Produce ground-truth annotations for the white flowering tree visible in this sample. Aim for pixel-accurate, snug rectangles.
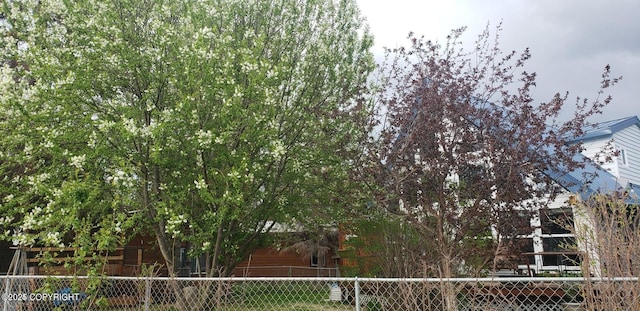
[0,0,373,277]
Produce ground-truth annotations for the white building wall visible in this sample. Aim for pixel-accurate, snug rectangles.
[522,122,640,276]
[612,125,640,185]
[579,124,640,186]
[580,137,620,178]
[513,119,639,276]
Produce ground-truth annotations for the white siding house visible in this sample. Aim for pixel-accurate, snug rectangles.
[515,116,640,276]
[575,116,640,187]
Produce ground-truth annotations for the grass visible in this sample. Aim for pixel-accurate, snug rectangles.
[109,303,352,311]
[105,282,355,311]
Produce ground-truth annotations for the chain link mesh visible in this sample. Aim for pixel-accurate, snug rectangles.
[1,276,638,310]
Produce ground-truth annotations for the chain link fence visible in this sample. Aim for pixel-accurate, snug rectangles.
[1,275,638,310]
[233,266,340,277]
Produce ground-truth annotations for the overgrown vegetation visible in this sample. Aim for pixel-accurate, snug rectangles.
[573,192,640,310]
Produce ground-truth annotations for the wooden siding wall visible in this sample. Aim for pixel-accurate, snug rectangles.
[14,235,167,276]
[233,247,338,277]
[5,235,341,277]
[613,125,640,185]
[125,234,168,276]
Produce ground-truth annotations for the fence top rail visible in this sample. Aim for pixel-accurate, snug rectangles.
[1,275,638,282]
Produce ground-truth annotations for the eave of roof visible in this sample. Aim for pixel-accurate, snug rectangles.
[544,153,622,201]
[570,116,640,142]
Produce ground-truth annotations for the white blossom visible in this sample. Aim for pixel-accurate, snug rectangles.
[240,61,257,73]
[0,216,14,226]
[88,131,98,148]
[196,129,213,148]
[43,231,62,247]
[4,194,14,203]
[106,169,135,188]
[0,66,14,101]
[270,140,286,159]
[42,139,54,149]
[43,0,67,16]
[194,179,207,190]
[165,214,188,238]
[190,109,199,125]
[122,118,139,135]
[23,143,33,156]
[27,173,51,187]
[51,188,63,198]
[12,231,35,247]
[70,154,86,169]
[97,119,116,131]
[227,170,240,179]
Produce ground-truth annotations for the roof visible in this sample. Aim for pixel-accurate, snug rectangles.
[570,116,640,142]
[544,153,622,200]
[549,115,640,203]
[470,100,632,200]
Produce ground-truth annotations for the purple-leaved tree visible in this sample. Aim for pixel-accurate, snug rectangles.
[361,25,620,281]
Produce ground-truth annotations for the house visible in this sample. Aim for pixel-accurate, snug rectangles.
[335,110,640,277]
[1,234,167,276]
[571,116,640,187]
[515,115,640,275]
[2,232,340,277]
[232,245,340,277]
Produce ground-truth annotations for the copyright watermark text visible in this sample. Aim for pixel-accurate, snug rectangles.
[2,292,82,302]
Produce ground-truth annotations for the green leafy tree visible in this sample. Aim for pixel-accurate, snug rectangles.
[0,0,373,277]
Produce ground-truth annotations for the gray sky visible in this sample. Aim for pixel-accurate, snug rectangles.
[357,0,639,122]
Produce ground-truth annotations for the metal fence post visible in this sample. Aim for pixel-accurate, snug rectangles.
[2,277,10,311]
[144,277,151,311]
[354,277,360,311]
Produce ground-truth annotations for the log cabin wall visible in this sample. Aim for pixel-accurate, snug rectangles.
[4,234,341,277]
[233,247,339,277]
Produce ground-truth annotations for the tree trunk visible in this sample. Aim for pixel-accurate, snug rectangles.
[440,255,458,311]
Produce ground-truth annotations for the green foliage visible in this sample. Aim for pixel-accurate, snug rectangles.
[0,0,373,276]
[340,212,433,277]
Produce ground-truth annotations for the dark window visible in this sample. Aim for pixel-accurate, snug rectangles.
[541,208,574,234]
[457,139,483,154]
[505,210,535,236]
[542,254,582,266]
[123,246,141,266]
[189,254,206,276]
[541,236,581,266]
[542,237,575,252]
[519,238,536,264]
[311,252,326,267]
